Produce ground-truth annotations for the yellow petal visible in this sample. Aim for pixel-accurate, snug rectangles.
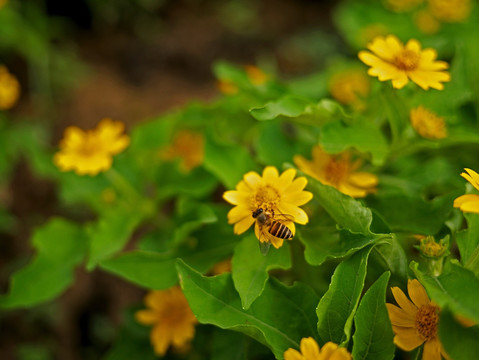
[408,279,431,308]
[284,348,305,360]
[270,236,284,249]
[391,286,418,316]
[386,303,416,327]
[227,205,251,223]
[392,326,424,351]
[223,190,242,205]
[348,172,378,188]
[319,341,339,358]
[277,168,297,190]
[405,38,422,53]
[391,72,409,89]
[423,337,441,360]
[299,337,321,358]
[233,216,255,234]
[151,324,172,356]
[282,191,314,206]
[285,177,308,193]
[462,168,479,191]
[453,194,479,208]
[243,171,262,189]
[135,309,158,325]
[263,166,279,184]
[278,203,309,224]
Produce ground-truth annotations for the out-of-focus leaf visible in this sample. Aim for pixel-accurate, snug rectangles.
[129,115,175,152]
[232,235,291,310]
[177,260,318,360]
[439,308,479,360]
[0,218,86,308]
[352,272,395,360]
[456,213,479,269]
[316,245,374,346]
[211,328,272,360]
[371,236,408,280]
[411,261,479,324]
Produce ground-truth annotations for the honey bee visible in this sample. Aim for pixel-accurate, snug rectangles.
[252,208,294,255]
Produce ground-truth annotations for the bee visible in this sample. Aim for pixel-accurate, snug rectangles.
[252,208,294,255]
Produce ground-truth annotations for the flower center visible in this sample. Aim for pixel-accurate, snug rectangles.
[394,49,420,71]
[79,133,102,157]
[325,158,350,186]
[254,185,280,213]
[415,305,439,340]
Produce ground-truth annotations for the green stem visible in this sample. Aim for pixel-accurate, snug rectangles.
[104,168,140,202]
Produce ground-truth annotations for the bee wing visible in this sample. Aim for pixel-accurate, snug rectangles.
[273,212,295,222]
[259,241,271,256]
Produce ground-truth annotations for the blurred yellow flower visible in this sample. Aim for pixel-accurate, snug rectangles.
[328,69,370,109]
[223,166,312,249]
[284,337,352,360]
[454,168,479,214]
[245,65,268,85]
[386,0,423,12]
[410,106,447,139]
[0,0,7,10]
[415,10,441,34]
[428,0,472,22]
[209,258,232,275]
[386,279,449,360]
[358,35,450,90]
[135,287,197,356]
[217,79,239,95]
[54,118,130,176]
[0,66,20,110]
[162,130,204,172]
[294,146,378,198]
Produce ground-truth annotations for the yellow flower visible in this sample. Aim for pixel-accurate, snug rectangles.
[386,279,449,360]
[217,79,239,95]
[428,0,472,22]
[54,118,130,176]
[415,10,441,34]
[410,106,447,139]
[386,0,423,12]
[223,166,313,249]
[0,66,20,110]
[209,258,232,275]
[454,168,479,214]
[162,130,204,172]
[294,146,378,198]
[284,337,352,360]
[358,35,450,90]
[245,65,268,86]
[135,287,197,356]
[329,69,370,110]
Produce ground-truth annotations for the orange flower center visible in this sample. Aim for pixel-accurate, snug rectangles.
[325,157,351,186]
[254,185,280,213]
[394,50,420,71]
[415,305,439,340]
[79,134,102,157]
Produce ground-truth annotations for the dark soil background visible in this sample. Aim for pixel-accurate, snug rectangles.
[0,0,337,358]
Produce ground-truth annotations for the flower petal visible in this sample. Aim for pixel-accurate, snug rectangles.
[391,286,418,316]
[284,348,305,360]
[392,326,424,351]
[223,190,242,205]
[243,171,262,189]
[135,309,158,325]
[277,168,297,190]
[348,172,378,188]
[151,323,172,356]
[278,203,309,224]
[454,194,479,213]
[282,191,313,206]
[386,303,416,327]
[227,205,251,224]
[462,168,479,191]
[263,166,279,184]
[408,279,431,308]
[299,337,321,358]
[233,216,255,234]
[285,177,308,193]
[423,337,441,360]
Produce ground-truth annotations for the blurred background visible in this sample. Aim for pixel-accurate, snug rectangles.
[0,0,338,359]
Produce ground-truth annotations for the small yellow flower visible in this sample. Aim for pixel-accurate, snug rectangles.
[284,337,352,360]
[54,118,130,176]
[162,130,204,172]
[135,287,197,356]
[0,66,20,110]
[386,0,423,12]
[217,79,239,95]
[294,146,378,198]
[410,106,447,139]
[328,69,370,110]
[428,0,472,22]
[418,236,447,258]
[223,166,312,249]
[454,168,479,214]
[386,279,449,360]
[358,35,450,90]
[245,65,268,86]
[415,10,441,34]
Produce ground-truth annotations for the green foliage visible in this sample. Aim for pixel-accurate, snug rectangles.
[439,308,479,360]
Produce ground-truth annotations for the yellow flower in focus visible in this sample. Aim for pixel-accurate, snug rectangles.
[0,66,20,110]
[415,10,441,34]
[135,287,197,356]
[245,65,268,86]
[329,69,370,110]
[410,106,447,139]
[454,168,479,214]
[162,130,204,172]
[386,279,449,360]
[217,79,239,95]
[358,35,450,90]
[223,166,312,249]
[284,337,352,360]
[294,146,378,198]
[428,0,472,22]
[386,0,423,12]
[54,118,130,176]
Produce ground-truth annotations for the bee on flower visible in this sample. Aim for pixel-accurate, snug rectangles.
[223,166,313,252]
[284,337,351,360]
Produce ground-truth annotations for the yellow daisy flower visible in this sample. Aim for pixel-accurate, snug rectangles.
[415,10,441,35]
[284,337,352,360]
[386,279,449,360]
[135,286,197,357]
[328,69,370,110]
[54,118,130,176]
[223,166,313,249]
[358,35,450,90]
[428,0,472,22]
[454,168,479,214]
[245,65,268,86]
[162,130,204,172]
[294,146,378,198]
[217,79,239,95]
[410,106,447,139]
[0,66,20,110]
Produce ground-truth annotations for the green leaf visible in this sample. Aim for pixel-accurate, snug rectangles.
[411,261,479,324]
[371,236,408,280]
[176,260,318,359]
[0,218,86,308]
[319,117,389,166]
[316,245,374,346]
[456,213,479,266]
[232,235,292,310]
[352,272,395,360]
[439,308,479,360]
[305,175,373,234]
[203,132,258,189]
[87,207,145,270]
